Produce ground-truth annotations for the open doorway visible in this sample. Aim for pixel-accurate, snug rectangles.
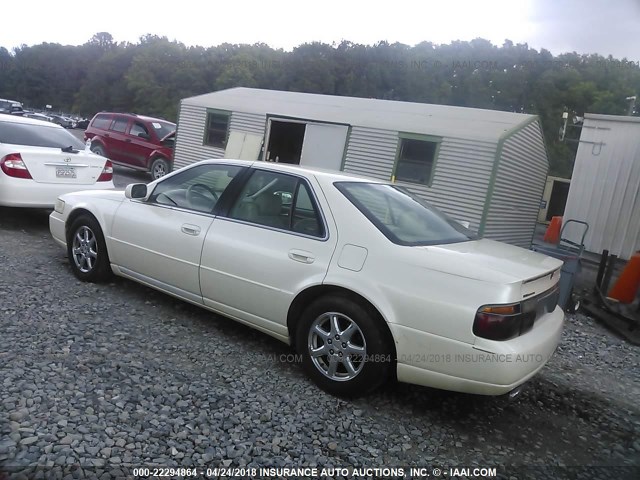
[265,120,306,164]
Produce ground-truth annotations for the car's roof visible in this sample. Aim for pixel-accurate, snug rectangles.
[136,115,175,125]
[93,112,175,125]
[198,158,386,184]
[0,114,64,128]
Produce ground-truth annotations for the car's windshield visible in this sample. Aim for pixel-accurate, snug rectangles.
[335,182,477,246]
[0,120,85,149]
[148,120,176,139]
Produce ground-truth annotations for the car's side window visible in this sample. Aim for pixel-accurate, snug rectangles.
[130,122,149,139]
[148,164,243,214]
[228,169,325,237]
[92,114,112,130]
[111,117,128,133]
[291,183,325,237]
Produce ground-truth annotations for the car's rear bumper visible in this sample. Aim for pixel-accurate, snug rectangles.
[391,307,564,395]
[0,178,115,208]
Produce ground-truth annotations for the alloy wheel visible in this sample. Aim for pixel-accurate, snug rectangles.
[72,226,98,273]
[308,312,367,381]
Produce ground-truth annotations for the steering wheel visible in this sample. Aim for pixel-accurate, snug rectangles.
[186,183,218,209]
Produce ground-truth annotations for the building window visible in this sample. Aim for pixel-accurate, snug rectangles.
[204,111,230,148]
[393,135,440,186]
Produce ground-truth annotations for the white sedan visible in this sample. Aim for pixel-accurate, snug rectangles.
[0,115,114,208]
[49,160,564,397]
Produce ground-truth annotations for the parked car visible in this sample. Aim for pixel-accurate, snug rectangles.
[23,112,53,122]
[75,118,89,129]
[0,98,24,116]
[49,160,564,397]
[0,115,114,208]
[84,112,176,180]
[49,114,74,129]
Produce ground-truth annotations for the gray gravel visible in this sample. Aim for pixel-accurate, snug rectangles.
[1,207,639,480]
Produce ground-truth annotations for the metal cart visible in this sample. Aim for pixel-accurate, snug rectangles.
[531,220,589,312]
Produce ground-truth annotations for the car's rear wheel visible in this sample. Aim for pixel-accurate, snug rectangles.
[67,215,112,283]
[150,158,169,180]
[297,294,393,397]
[91,144,106,157]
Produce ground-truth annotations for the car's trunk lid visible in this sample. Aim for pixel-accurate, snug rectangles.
[415,238,563,296]
[16,146,107,185]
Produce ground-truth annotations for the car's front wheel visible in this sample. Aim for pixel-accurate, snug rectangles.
[67,215,112,283]
[150,158,170,180]
[297,294,393,397]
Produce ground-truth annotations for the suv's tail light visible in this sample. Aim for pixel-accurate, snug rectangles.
[0,153,32,179]
[473,303,536,341]
[97,160,113,182]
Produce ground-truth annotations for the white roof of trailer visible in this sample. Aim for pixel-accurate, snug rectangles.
[182,87,537,142]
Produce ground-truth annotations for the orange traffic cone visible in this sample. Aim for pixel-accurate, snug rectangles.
[608,252,640,303]
[543,216,562,244]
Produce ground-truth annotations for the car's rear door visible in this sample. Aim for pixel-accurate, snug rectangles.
[105,115,131,164]
[199,168,337,336]
[109,163,246,303]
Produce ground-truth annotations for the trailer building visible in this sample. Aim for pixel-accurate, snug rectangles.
[174,88,549,247]
[563,113,640,260]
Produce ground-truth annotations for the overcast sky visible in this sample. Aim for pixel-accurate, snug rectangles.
[2,0,638,60]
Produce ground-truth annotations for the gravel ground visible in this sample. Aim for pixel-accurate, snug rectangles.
[0,207,639,480]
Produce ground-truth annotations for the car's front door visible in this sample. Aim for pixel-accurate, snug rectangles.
[109,163,245,303]
[199,168,338,336]
[126,121,156,169]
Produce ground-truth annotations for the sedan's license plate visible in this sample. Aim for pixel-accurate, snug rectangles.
[56,166,76,178]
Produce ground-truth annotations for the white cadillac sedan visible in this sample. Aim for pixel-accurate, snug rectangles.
[49,160,564,397]
[0,115,114,208]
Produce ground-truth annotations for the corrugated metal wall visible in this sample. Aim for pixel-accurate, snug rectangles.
[483,120,548,247]
[563,116,640,259]
[229,111,267,136]
[342,127,398,180]
[173,103,266,169]
[342,127,496,231]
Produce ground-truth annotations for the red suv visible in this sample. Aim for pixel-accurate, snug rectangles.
[84,113,176,179]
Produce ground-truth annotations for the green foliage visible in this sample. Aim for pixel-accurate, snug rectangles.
[2,34,639,177]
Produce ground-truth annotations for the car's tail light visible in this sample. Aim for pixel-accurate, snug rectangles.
[0,153,32,179]
[97,160,113,182]
[473,303,536,341]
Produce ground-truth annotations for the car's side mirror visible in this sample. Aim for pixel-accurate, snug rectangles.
[125,183,147,199]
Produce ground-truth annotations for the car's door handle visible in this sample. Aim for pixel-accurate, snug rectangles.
[288,249,315,264]
[124,138,131,143]
[181,224,201,236]
[104,133,110,137]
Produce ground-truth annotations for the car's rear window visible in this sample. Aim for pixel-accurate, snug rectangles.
[335,182,477,246]
[0,121,85,149]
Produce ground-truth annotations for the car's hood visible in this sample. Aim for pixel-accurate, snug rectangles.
[62,189,126,203]
[161,131,176,142]
[410,238,563,284]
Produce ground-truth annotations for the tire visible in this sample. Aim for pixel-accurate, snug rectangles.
[150,157,170,180]
[67,215,112,283]
[91,144,106,157]
[296,294,393,397]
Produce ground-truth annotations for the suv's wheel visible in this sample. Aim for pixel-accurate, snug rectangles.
[67,215,112,283]
[91,144,106,157]
[296,294,393,397]
[150,158,170,180]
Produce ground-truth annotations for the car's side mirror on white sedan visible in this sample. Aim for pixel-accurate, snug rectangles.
[125,183,147,199]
